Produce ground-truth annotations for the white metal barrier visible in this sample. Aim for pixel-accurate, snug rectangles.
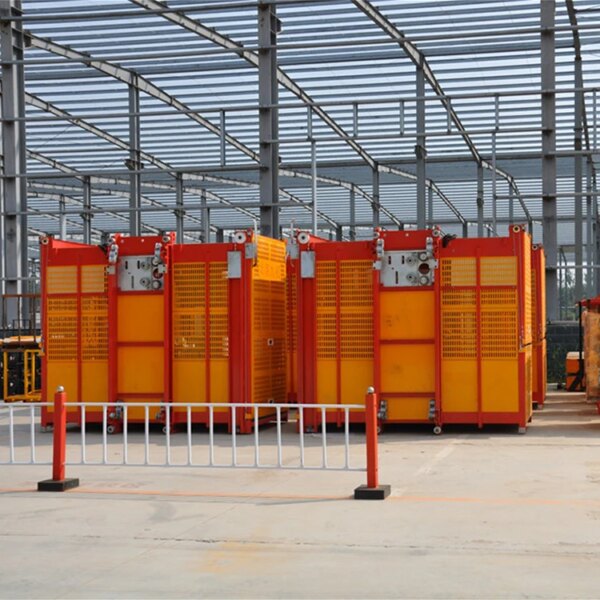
[0,401,364,471]
[1,388,390,499]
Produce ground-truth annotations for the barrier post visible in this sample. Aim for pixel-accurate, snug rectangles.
[354,387,390,500]
[38,386,79,492]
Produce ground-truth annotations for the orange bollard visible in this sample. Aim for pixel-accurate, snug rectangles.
[38,386,79,492]
[354,387,390,500]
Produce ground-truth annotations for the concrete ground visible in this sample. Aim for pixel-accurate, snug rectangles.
[1,391,600,599]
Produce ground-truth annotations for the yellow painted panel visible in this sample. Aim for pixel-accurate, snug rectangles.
[81,361,108,412]
[117,295,164,342]
[532,347,539,395]
[380,344,434,393]
[316,360,336,404]
[380,291,434,340]
[481,361,518,413]
[172,360,204,413]
[386,397,430,421]
[47,362,78,414]
[210,359,230,413]
[442,360,477,412]
[118,347,163,394]
[341,359,373,407]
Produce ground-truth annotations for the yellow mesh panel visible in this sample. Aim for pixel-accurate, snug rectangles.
[440,257,476,286]
[81,265,106,294]
[522,246,532,344]
[316,262,337,360]
[531,266,537,341]
[340,261,373,359]
[209,263,229,359]
[81,296,108,360]
[47,297,78,360]
[46,266,77,294]
[441,311,477,359]
[286,270,297,353]
[480,257,517,286]
[255,236,287,281]
[173,263,206,360]
[252,238,287,404]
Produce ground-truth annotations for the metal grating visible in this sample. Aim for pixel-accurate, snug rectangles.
[340,261,373,359]
[81,295,108,360]
[173,263,206,360]
[480,257,517,287]
[81,265,107,294]
[46,297,77,360]
[316,261,337,360]
[440,258,476,287]
[208,262,229,359]
[46,266,77,295]
[441,311,477,359]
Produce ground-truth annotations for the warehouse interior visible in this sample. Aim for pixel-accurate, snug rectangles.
[2,1,600,598]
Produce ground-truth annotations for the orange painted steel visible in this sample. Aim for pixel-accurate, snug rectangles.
[40,231,287,433]
[531,244,547,407]
[294,228,442,431]
[438,225,533,430]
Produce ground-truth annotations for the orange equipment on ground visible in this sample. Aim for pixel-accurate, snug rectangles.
[531,244,547,407]
[582,298,600,411]
[1,335,41,402]
[294,224,535,433]
[40,231,287,433]
[293,228,442,432]
[437,225,534,432]
[565,351,585,391]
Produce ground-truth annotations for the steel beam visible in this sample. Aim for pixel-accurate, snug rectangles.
[175,173,184,243]
[574,56,583,301]
[0,1,26,309]
[201,188,210,242]
[542,0,558,320]
[586,160,593,295]
[129,0,463,225]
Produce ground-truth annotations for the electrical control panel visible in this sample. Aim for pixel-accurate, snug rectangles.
[380,249,436,287]
[118,254,165,291]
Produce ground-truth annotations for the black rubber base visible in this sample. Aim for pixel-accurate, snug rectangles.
[38,478,80,492]
[354,484,391,500]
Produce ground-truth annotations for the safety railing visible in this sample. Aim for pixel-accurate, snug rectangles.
[0,387,390,499]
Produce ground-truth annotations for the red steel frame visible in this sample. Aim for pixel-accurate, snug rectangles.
[41,237,108,427]
[295,229,442,431]
[437,225,532,429]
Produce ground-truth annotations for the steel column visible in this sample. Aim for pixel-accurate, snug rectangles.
[175,173,184,243]
[416,65,426,229]
[477,163,484,237]
[427,185,433,228]
[201,188,210,242]
[215,228,224,243]
[372,168,380,228]
[58,199,67,240]
[82,176,92,244]
[508,184,514,226]
[349,185,356,240]
[574,56,584,300]
[128,78,141,236]
[311,138,317,235]
[0,1,27,309]
[586,160,593,295]
[258,2,279,238]
[541,0,558,320]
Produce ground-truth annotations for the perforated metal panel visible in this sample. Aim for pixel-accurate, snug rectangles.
[316,262,337,360]
[173,263,206,360]
[47,297,78,361]
[480,257,517,286]
[440,257,476,287]
[81,296,108,360]
[340,262,373,359]
[46,266,77,294]
[81,265,107,294]
[209,262,229,359]
[441,312,477,359]
[252,237,286,404]
[522,245,532,344]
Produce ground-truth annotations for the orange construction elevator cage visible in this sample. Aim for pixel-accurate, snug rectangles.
[437,225,533,430]
[531,244,547,408]
[294,228,442,432]
[41,231,287,433]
